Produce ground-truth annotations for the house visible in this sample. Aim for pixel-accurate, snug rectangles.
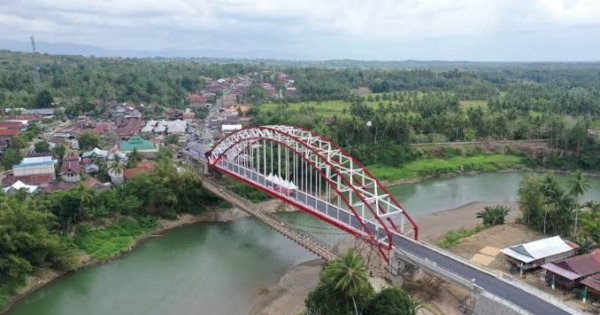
[261,83,276,98]
[182,109,195,120]
[285,87,297,98]
[501,236,578,270]
[13,156,57,182]
[188,93,206,107]
[117,118,144,139]
[119,134,158,153]
[23,108,54,117]
[3,180,38,194]
[542,249,600,290]
[221,124,242,134]
[0,128,20,146]
[84,163,100,173]
[581,273,600,299]
[83,177,111,190]
[123,160,156,180]
[60,153,81,183]
[82,148,108,159]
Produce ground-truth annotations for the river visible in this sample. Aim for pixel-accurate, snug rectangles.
[7,172,600,315]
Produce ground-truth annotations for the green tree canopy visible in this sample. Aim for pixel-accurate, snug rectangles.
[77,132,100,150]
[366,288,422,315]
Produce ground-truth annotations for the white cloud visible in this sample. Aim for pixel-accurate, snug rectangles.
[0,0,599,59]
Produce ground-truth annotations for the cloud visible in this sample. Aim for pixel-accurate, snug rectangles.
[0,0,599,60]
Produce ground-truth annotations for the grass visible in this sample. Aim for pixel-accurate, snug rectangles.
[259,100,354,118]
[436,225,486,248]
[591,119,600,130]
[368,153,525,181]
[74,217,157,261]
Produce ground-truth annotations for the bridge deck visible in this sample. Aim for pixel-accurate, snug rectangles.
[210,159,579,315]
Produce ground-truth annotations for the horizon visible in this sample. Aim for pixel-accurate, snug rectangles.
[2,1,600,61]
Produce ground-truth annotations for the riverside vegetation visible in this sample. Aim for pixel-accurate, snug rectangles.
[0,158,218,310]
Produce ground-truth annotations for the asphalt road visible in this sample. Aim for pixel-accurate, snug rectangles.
[218,161,573,315]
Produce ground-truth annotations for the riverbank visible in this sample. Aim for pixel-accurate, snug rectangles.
[1,197,292,315]
[380,167,600,187]
[249,200,521,315]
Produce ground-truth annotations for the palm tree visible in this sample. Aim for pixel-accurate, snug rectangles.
[569,170,590,235]
[107,155,125,184]
[324,249,371,315]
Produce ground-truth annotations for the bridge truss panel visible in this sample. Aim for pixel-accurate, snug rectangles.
[208,125,419,261]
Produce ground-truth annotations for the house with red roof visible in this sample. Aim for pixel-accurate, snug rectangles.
[60,152,81,183]
[123,160,155,180]
[0,121,23,146]
[542,249,600,290]
[581,273,600,299]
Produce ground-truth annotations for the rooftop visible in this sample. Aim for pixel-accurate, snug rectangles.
[542,249,600,280]
[119,134,156,152]
[501,236,578,263]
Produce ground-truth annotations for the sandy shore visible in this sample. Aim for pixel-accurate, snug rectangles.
[417,201,520,242]
[248,200,521,315]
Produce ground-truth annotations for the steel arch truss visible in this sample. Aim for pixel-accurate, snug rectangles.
[207,125,419,261]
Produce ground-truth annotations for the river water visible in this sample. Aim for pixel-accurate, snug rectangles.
[7,172,600,315]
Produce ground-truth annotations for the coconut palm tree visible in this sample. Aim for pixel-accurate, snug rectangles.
[324,249,371,315]
[569,170,590,235]
[107,155,125,184]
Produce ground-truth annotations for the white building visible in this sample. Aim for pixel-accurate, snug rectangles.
[3,180,38,194]
[13,156,56,178]
[501,236,578,270]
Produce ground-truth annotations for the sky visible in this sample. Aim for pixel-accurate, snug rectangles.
[1,0,600,60]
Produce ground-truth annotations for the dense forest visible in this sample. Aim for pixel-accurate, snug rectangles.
[3,50,600,112]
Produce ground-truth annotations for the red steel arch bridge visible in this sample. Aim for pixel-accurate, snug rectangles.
[204,125,578,315]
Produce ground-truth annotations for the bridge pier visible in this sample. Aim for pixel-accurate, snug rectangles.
[387,251,424,286]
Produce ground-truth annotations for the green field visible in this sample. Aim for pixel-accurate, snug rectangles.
[591,119,600,130]
[259,100,354,118]
[259,97,488,119]
[74,218,156,261]
[368,154,525,181]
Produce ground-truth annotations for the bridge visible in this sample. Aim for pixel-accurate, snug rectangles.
[190,125,580,315]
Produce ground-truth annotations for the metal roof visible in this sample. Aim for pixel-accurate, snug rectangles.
[501,236,575,263]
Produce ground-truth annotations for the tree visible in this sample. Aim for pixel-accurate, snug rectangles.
[323,250,372,315]
[366,288,422,315]
[476,205,510,226]
[52,144,66,159]
[108,155,125,176]
[127,148,142,168]
[569,170,590,235]
[33,90,53,108]
[34,140,50,153]
[1,148,22,169]
[77,132,99,150]
[306,250,373,315]
[164,134,179,145]
[518,175,544,229]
